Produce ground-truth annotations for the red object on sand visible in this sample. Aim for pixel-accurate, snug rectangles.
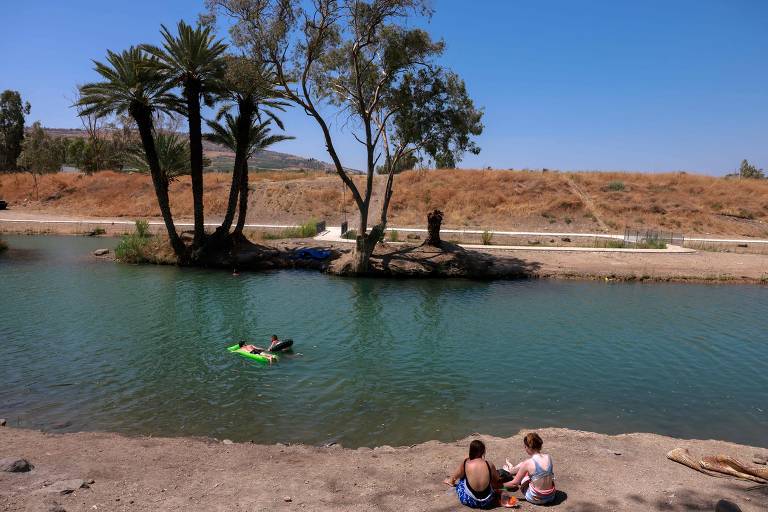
[500,493,518,507]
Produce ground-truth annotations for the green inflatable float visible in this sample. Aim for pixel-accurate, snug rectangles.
[226,344,278,364]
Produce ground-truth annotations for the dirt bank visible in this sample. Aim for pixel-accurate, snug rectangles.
[485,246,768,284]
[1,427,766,511]
[330,242,768,284]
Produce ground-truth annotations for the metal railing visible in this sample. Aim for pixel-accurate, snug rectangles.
[623,228,685,246]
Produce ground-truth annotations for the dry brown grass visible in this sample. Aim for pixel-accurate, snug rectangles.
[2,169,768,236]
[0,170,328,220]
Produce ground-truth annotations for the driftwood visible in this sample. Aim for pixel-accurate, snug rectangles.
[667,448,768,484]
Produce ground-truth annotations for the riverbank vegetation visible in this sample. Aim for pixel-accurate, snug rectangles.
[262,219,319,240]
[74,24,291,265]
[114,220,173,264]
[65,1,484,273]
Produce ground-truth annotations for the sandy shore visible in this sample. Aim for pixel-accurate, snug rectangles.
[1,427,766,511]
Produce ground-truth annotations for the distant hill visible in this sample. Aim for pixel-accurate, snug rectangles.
[41,127,360,174]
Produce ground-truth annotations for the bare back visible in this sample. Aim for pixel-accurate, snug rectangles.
[465,458,491,492]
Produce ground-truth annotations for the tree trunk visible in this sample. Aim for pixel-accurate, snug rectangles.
[185,82,205,247]
[133,107,186,258]
[425,209,444,247]
[216,106,253,238]
[351,224,384,274]
[233,156,250,236]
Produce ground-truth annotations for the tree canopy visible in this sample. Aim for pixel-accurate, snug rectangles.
[18,122,66,174]
[208,0,484,272]
[0,90,31,170]
[738,159,764,179]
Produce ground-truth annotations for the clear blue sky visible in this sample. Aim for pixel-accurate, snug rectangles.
[2,0,766,174]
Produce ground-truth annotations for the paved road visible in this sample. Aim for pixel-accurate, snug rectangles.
[314,226,695,253]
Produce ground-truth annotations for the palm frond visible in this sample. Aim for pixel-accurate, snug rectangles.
[146,21,228,96]
[76,46,182,120]
[128,131,191,180]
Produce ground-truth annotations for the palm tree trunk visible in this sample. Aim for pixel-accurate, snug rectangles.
[233,157,250,236]
[219,104,253,237]
[185,82,205,247]
[133,108,185,257]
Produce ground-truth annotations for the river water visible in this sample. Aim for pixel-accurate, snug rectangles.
[0,235,766,447]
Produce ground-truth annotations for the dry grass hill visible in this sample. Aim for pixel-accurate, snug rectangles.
[1,169,768,237]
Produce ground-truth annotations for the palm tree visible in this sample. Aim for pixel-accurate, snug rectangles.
[143,21,227,249]
[206,57,290,238]
[206,114,293,236]
[127,131,191,182]
[76,47,186,257]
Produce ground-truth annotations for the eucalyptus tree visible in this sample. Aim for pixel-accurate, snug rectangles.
[207,0,483,273]
[206,113,293,236]
[143,21,228,248]
[0,90,31,170]
[76,47,186,256]
[206,56,290,239]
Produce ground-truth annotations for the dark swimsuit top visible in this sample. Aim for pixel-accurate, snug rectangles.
[464,459,493,499]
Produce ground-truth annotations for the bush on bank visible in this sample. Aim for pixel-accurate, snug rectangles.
[115,220,170,264]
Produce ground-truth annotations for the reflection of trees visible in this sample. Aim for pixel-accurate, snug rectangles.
[414,280,443,346]
[348,279,392,352]
[334,278,473,446]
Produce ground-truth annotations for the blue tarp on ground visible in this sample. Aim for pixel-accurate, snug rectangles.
[290,248,332,260]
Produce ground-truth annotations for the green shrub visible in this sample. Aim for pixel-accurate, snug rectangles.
[263,219,319,239]
[115,220,152,263]
[595,238,667,249]
[607,181,625,191]
[597,239,626,248]
[342,229,358,240]
[135,219,150,238]
[636,239,667,249]
[481,230,493,245]
[388,229,400,242]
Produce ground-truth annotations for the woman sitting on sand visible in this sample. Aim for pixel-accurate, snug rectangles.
[444,439,500,509]
[503,432,556,505]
